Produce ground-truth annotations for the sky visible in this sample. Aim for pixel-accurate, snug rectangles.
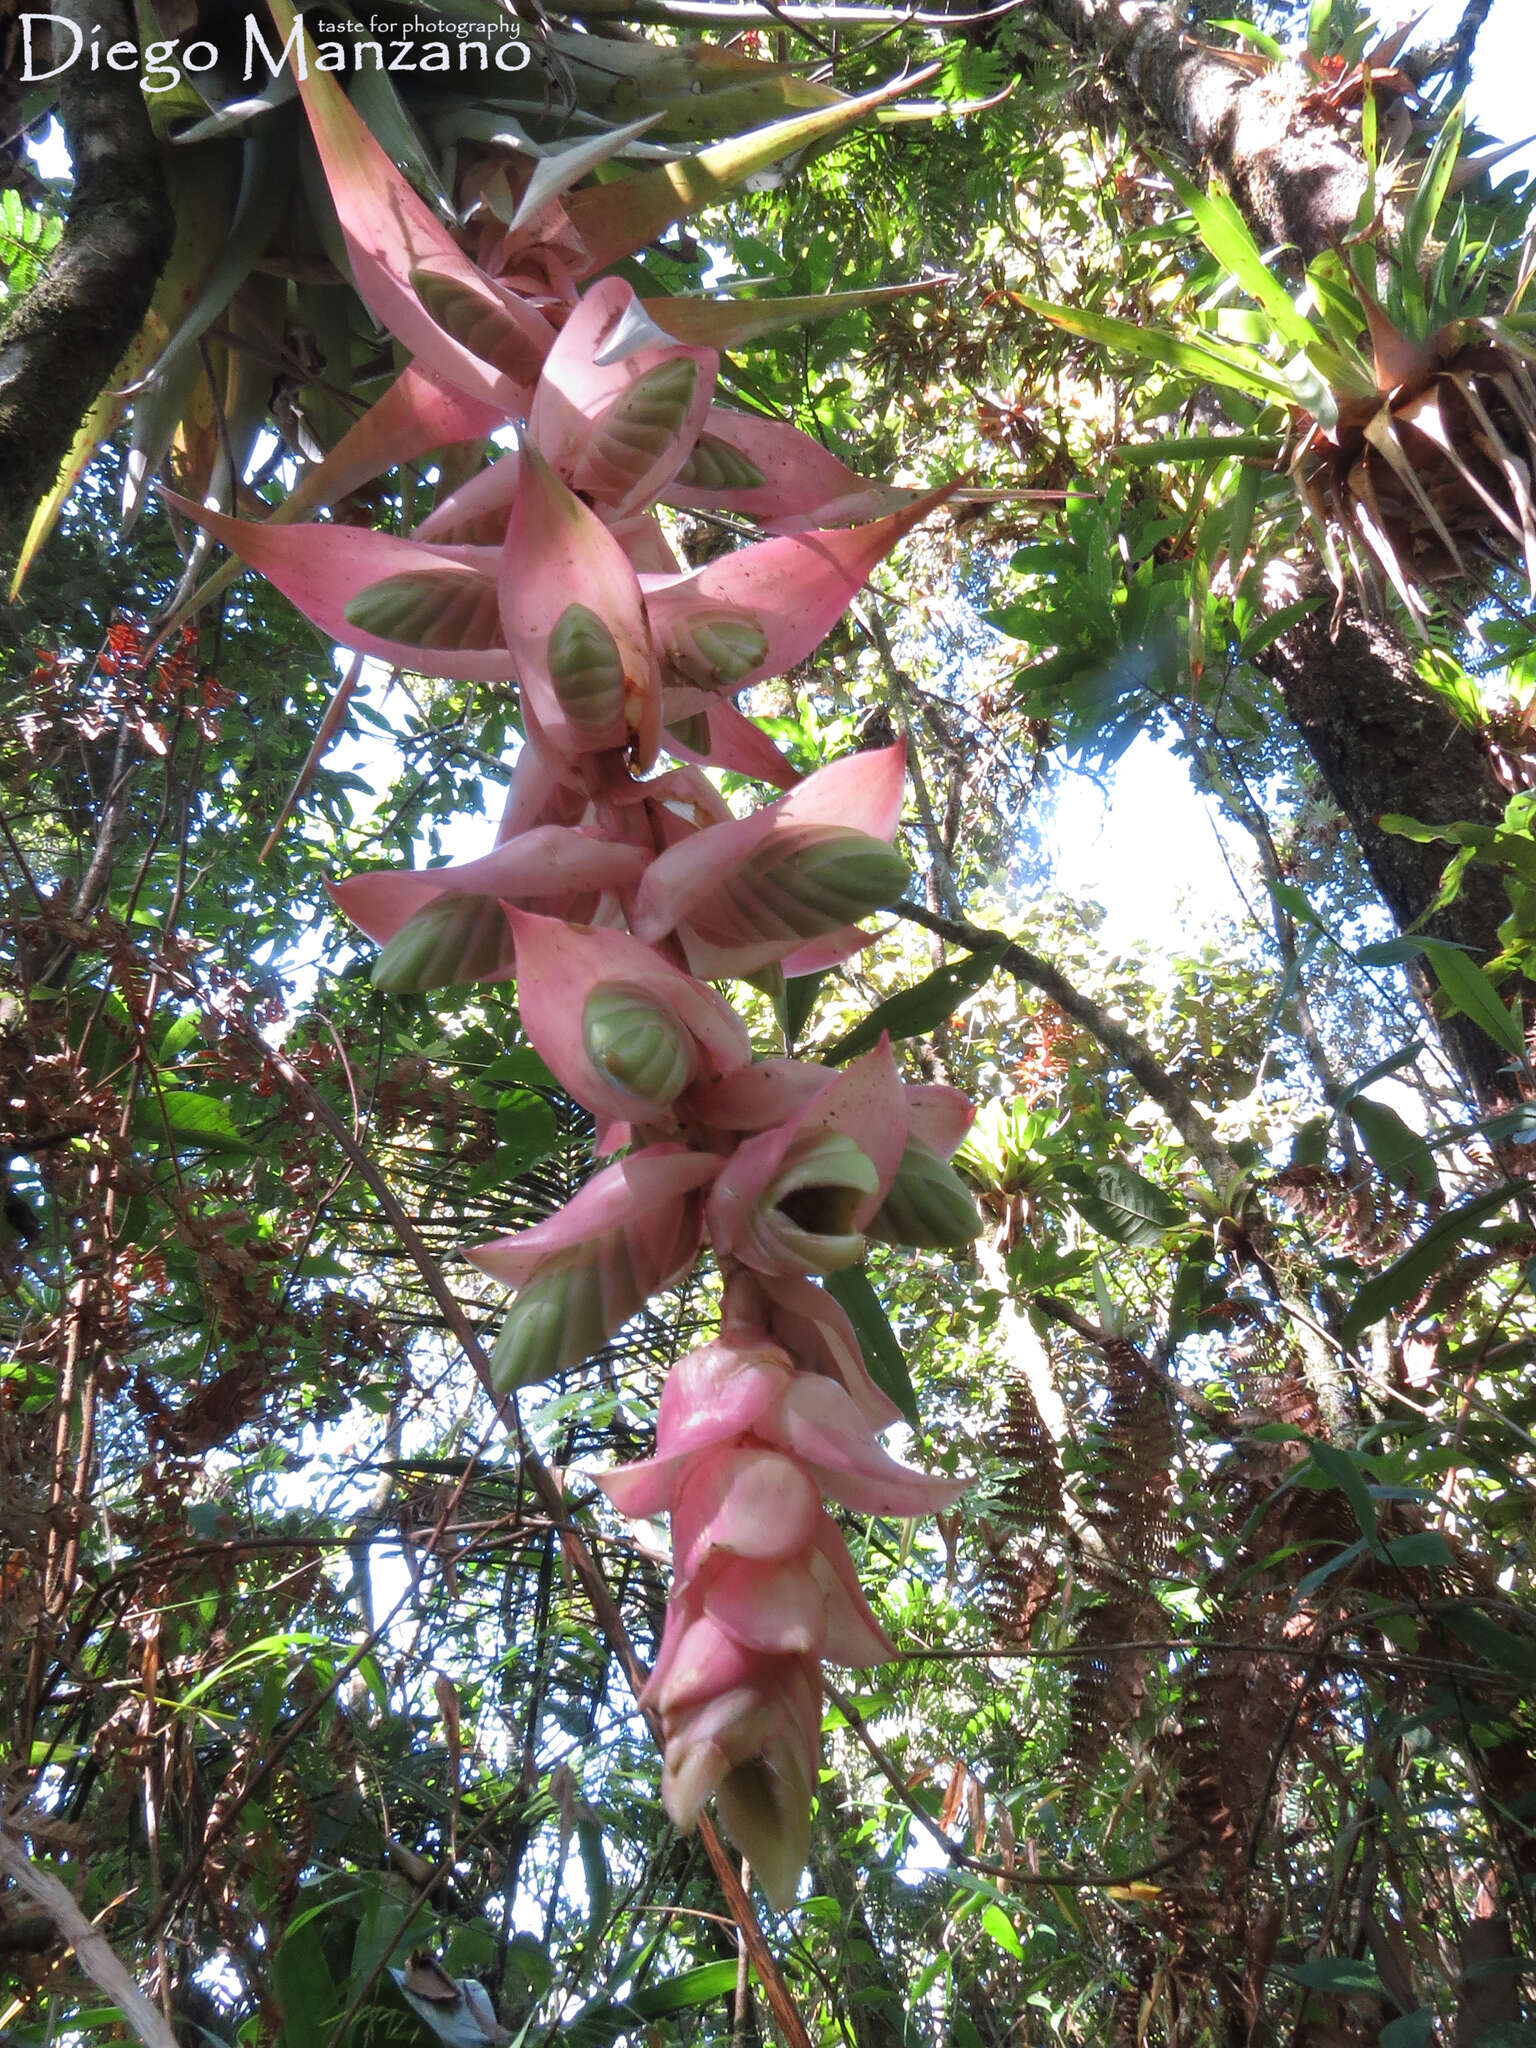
[1046,0,1536,957]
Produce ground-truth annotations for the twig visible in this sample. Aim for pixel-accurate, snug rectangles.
[823,1680,1195,1890]
[894,898,1240,1182]
[0,1829,178,2048]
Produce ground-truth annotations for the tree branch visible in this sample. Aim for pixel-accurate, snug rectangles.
[0,0,174,543]
[895,897,1241,1181]
[1022,0,1372,264]
[0,1828,178,2048]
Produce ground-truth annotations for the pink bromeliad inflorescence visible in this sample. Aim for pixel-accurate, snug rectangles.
[178,34,979,1908]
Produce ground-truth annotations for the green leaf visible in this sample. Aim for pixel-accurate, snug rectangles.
[777,969,826,1052]
[1402,104,1465,282]
[1069,1163,1185,1248]
[138,1089,252,1153]
[1341,1184,1522,1339]
[1110,434,1284,465]
[1289,1956,1384,1995]
[1166,165,1345,372]
[1440,1603,1536,1684]
[157,1012,201,1060]
[1420,939,1526,1057]
[1267,877,1325,932]
[821,945,1001,1065]
[564,1962,743,2048]
[1205,17,1285,60]
[982,1903,1025,1960]
[823,1267,919,1430]
[564,65,940,274]
[1384,1530,1454,1571]
[1347,1097,1439,1196]
[1334,1042,1425,1112]
[1304,1440,1378,1549]
[1014,292,1296,405]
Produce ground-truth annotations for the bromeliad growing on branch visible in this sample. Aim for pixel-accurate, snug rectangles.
[165,3,976,1907]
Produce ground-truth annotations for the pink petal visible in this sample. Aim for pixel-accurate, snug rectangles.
[658,1683,785,1829]
[646,1612,768,1716]
[164,493,510,679]
[500,444,662,768]
[764,1375,964,1517]
[692,1060,829,1134]
[529,279,717,517]
[809,1516,898,1667]
[465,1145,719,1288]
[777,927,882,977]
[329,827,648,967]
[631,744,907,977]
[655,1336,796,1459]
[277,0,548,409]
[663,406,863,521]
[703,1557,827,1657]
[413,448,520,547]
[671,1446,822,1585]
[642,492,952,697]
[281,364,505,526]
[753,1272,902,1431]
[508,907,751,1126]
[706,1041,908,1275]
[663,698,801,789]
[905,1081,975,1159]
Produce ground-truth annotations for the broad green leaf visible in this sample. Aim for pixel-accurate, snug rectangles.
[647,279,942,349]
[1384,2015,1441,2048]
[1420,940,1526,1057]
[1440,1603,1536,1684]
[1111,433,1283,465]
[824,1266,920,1429]
[822,945,1002,1065]
[1069,1163,1185,1248]
[1166,165,1354,382]
[1402,104,1465,283]
[563,1962,743,2048]
[983,1903,1026,1960]
[1334,1042,1425,1111]
[138,1090,252,1153]
[1289,1956,1383,1995]
[1341,1184,1521,1338]
[1206,17,1285,59]
[564,64,940,277]
[1347,1097,1439,1196]
[1304,1440,1378,1548]
[1015,292,1295,405]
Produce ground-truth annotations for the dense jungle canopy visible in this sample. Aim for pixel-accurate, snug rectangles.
[3,0,1536,2042]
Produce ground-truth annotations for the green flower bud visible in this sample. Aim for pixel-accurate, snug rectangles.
[409,266,529,376]
[371,895,507,993]
[674,432,767,493]
[582,984,693,1106]
[488,1265,609,1393]
[343,566,499,651]
[765,1130,882,1273]
[547,603,625,738]
[867,1139,981,1250]
[765,829,910,924]
[673,611,768,689]
[601,359,699,457]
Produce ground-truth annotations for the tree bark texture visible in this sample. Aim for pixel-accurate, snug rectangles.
[1016,0,1523,1103]
[1256,593,1521,1104]
[1032,0,1372,263]
[0,0,174,543]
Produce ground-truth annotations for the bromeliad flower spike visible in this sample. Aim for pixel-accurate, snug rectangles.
[172,44,977,1910]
